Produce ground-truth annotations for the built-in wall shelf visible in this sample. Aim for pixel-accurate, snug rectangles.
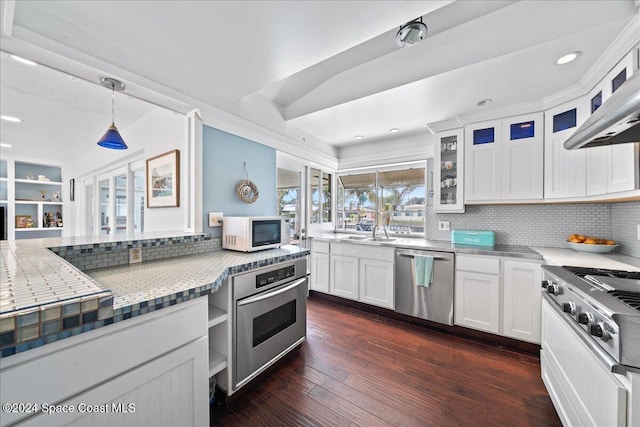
[14,179,63,186]
[207,304,227,328]
[208,347,227,377]
[16,227,64,232]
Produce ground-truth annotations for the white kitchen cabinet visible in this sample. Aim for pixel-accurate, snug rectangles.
[465,120,503,201]
[310,240,330,293]
[455,254,542,343]
[359,258,394,309]
[434,128,465,213]
[541,299,627,427]
[0,298,209,427]
[502,260,541,343]
[328,242,394,308]
[455,269,501,334]
[464,113,543,202]
[501,112,544,200]
[586,51,639,196]
[544,98,589,198]
[330,254,359,300]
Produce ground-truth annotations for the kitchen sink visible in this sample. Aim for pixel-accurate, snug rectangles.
[369,237,396,242]
[344,235,368,240]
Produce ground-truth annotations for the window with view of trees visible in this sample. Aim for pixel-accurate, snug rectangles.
[337,166,426,234]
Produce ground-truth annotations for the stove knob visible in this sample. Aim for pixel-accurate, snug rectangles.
[546,283,560,295]
[541,279,553,289]
[562,302,576,315]
[577,312,594,325]
[589,322,610,342]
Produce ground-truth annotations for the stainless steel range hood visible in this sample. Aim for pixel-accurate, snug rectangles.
[564,70,640,149]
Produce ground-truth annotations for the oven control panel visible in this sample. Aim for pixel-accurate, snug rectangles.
[256,265,296,288]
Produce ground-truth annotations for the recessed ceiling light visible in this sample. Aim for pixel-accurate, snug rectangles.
[0,115,22,123]
[0,143,13,148]
[477,99,492,106]
[556,51,581,65]
[355,135,364,140]
[389,128,400,133]
[10,55,37,66]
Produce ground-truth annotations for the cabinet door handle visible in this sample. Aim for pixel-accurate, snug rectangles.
[237,277,307,306]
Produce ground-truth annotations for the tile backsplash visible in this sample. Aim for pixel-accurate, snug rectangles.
[611,201,640,258]
[427,202,639,257]
[53,236,222,271]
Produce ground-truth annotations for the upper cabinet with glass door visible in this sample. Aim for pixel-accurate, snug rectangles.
[434,129,465,213]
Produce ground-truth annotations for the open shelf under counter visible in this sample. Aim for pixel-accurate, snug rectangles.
[209,347,227,378]
[208,304,227,328]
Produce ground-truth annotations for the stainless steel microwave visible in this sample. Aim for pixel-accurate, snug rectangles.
[222,216,290,252]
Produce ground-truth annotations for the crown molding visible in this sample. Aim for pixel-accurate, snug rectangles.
[457,99,544,126]
[580,12,640,92]
[426,118,463,134]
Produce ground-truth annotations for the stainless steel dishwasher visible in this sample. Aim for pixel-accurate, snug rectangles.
[394,248,455,325]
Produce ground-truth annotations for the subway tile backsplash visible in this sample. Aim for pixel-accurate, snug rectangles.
[611,201,640,258]
[427,202,640,258]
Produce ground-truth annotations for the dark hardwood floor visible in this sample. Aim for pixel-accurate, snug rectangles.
[211,296,561,426]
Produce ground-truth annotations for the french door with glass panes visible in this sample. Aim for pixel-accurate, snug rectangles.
[92,167,144,235]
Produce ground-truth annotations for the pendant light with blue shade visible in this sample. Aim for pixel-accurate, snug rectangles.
[97,77,128,150]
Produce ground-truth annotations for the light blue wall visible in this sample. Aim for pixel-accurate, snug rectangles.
[202,125,276,235]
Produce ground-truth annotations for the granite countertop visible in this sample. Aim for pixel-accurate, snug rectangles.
[311,233,543,260]
[0,231,308,358]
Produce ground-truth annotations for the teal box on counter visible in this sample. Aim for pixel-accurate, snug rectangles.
[451,230,495,246]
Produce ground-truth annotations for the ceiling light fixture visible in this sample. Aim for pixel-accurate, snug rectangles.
[96,77,128,150]
[396,17,427,47]
[355,135,364,140]
[477,98,493,106]
[556,51,581,65]
[10,55,37,66]
[389,128,400,133]
[0,115,21,122]
[0,143,13,148]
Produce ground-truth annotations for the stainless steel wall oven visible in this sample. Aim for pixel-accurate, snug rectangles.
[232,258,307,392]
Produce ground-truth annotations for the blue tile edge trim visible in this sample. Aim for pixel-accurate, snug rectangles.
[0,249,309,358]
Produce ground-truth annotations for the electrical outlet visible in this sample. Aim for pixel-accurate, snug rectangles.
[438,221,450,231]
[209,212,223,227]
[129,248,142,264]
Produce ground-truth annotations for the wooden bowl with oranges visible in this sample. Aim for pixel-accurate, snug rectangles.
[566,234,618,253]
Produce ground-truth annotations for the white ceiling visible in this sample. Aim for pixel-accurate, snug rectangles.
[0,0,638,163]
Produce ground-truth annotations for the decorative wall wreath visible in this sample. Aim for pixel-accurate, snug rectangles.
[236,162,260,204]
[236,179,259,204]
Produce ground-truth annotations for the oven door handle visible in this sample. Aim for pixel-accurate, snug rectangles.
[238,277,307,307]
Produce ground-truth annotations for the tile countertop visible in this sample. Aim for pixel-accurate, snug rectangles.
[89,245,309,309]
[311,234,543,260]
[0,231,308,358]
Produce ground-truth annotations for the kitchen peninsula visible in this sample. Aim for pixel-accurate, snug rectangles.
[0,232,308,426]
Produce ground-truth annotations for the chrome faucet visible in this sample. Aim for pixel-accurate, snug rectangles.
[372,225,389,239]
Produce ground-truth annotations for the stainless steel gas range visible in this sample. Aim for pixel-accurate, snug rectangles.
[540,265,640,427]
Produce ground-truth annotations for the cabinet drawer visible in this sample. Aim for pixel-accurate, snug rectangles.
[456,255,500,275]
[311,240,330,253]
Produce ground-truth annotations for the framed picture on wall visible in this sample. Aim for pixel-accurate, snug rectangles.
[146,149,180,208]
